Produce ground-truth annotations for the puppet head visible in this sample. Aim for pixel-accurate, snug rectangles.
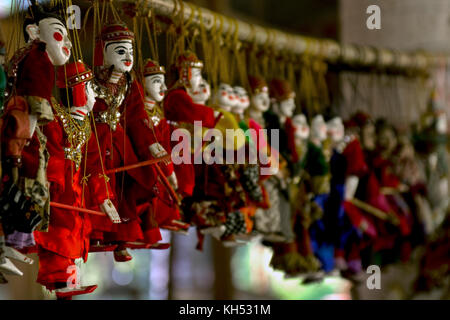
[311,114,328,142]
[375,118,398,157]
[57,61,95,113]
[190,78,211,105]
[94,23,134,73]
[24,1,71,66]
[327,116,345,143]
[175,51,204,92]
[143,59,167,103]
[292,114,310,140]
[232,86,250,116]
[347,111,376,151]
[269,78,296,119]
[214,83,237,111]
[248,75,270,112]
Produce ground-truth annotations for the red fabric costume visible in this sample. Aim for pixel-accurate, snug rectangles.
[86,23,158,246]
[120,58,179,240]
[163,51,219,197]
[35,62,94,290]
[1,42,55,239]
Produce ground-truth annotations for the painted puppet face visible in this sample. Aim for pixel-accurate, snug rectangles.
[85,81,96,112]
[233,86,250,114]
[377,126,397,155]
[215,83,237,108]
[191,78,211,104]
[327,117,345,143]
[189,67,203,92]
[145,74,167,102]
[361,122,376,151]
[104,40,134,73]
[251,91,270,112]
[278,97,296,118]
[311,115,328,141]
[293,114,310,140]
[28,18,72,66]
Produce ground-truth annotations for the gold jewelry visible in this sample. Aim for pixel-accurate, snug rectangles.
[52,98,92,171]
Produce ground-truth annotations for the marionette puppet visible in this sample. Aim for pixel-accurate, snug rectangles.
[164,51,222,199]
[301,114,335,273]
[394,134,432,243]
[345,112,403,268]
[32,61,98,298]
[0,2,71,276]
[232,85,266,208]
[413,94,449,235]
[270,114,321,276]
[264,79,302,273]
[246,76,283,242]
[231,86,266,240]
[139,58,189,237]
[86,22,162,262]
[373,119,414,263]
[324,116,377,276]
[199,83,249,246]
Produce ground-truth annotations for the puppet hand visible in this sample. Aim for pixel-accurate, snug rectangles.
[168,172,178,190]
[149,143,168,159]
[3,246,33,265]
[345,176,359,200]
[100,200,121,224]
[214,111,222,119]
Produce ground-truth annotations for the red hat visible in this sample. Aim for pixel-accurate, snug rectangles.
[248,75,268,96]
[345,111,373,129]
[269,78,295,102]
[94,22,135,67]
[175,51,203,87]
[57,61,94,107]
[143,58,165,77]
[57,61,93,88]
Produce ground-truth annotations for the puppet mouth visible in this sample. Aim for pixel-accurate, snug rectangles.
[159,92,165,96]
[62,47,70,56]
[123,61,132,66]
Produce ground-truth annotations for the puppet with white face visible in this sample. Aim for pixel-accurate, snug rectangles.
[247,76,270,127]
[232,86,250,119]
[141,59,178,191]
[293,114,310,141]
[25,18,71,66]
[191,78,211,105]
[311,115,328,145]
[186,67,203,98]
[144,73,167,103]
[0,3,73,258]
[269,78,296,125]
[213,83,237,112]
[327,116,345,144]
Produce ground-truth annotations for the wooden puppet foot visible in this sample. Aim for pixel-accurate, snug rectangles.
[113,247,133,262]
[55,284,98,300]
[170,220,190,230]
[89,241,118,253]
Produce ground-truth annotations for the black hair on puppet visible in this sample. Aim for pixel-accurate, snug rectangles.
[23,0,66,42]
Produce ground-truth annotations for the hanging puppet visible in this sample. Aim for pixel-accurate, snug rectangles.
[0,1,71,275]
[138,58,189,237]
[87,22,161,262]
[34,61,98,299]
